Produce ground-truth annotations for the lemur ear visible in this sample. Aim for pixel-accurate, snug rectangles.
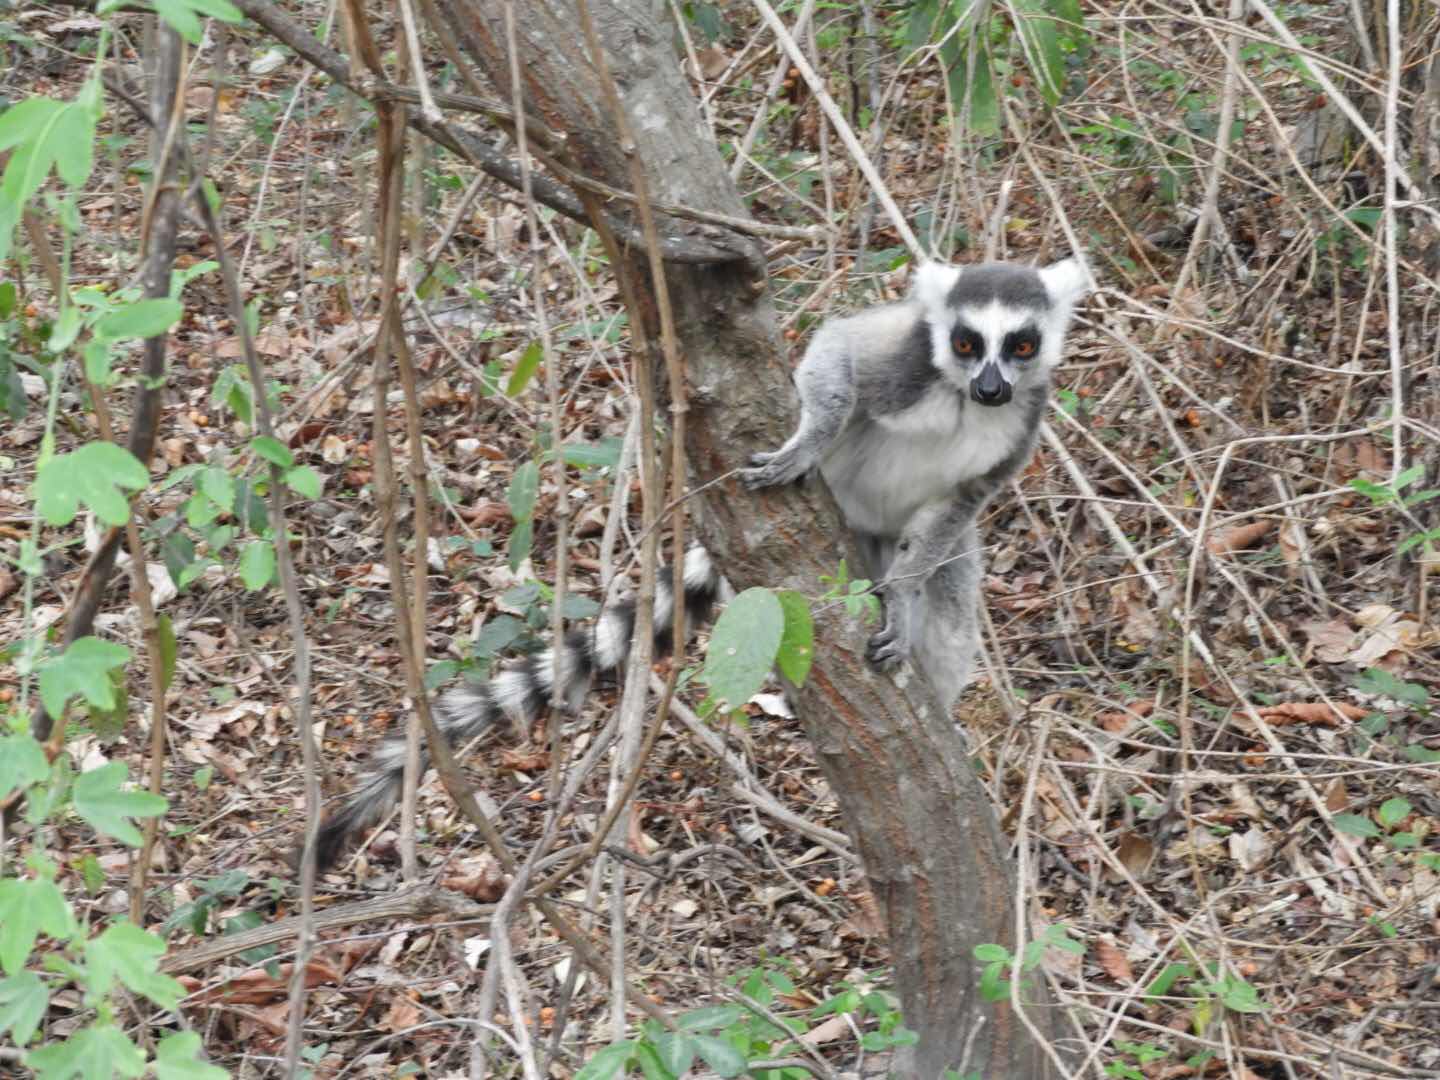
[912,260,961,314]
[1039,256,1092,306]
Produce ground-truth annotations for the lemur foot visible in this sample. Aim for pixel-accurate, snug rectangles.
[740,449,809,490]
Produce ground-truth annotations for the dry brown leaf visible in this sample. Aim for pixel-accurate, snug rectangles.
[187,960,342,1006]
[1324,779,1350,813]
[1205,519,1273,555]
[1299,617,1356,663]
[1098,699,1156,732]
[1255,701,1366,727]
[1113,831,1156,880]
[382,994,423,1033]
[442,853,508,901]
[1094,936,1134,983]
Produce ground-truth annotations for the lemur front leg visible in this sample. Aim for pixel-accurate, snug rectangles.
[741,329,856,489]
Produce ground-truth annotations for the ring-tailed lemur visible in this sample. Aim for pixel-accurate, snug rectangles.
[310,257,1087,870]
[742,257,1089,706]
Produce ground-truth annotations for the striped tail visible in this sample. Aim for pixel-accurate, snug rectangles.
[311,548,723,870]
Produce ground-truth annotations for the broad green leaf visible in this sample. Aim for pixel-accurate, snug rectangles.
[0,734,48,803]
[25,1022,145,1079]
[153,1032,229,1080]
[632,1042,673,1080]
[973,943,1011,963]
[560,438,623,469]
[1332,812,1381,840]
[72,761,168,847]
[0,877,76,975]
[179,0,243,21]
[50,102,97,189]
[35,442,149,526]
[692,1035,747,1078]
[1377,797,1412,829]
[250,435,293,467]
[93,298,183,341]
[0,972,48,1046]
[505,340,543,397]
[573,1041,635,1080]
[47,304,82,353]
[37,636,131,720]
[1014,0,1066,104]
[652,1032,696,1078]
[199,465,235,511]
[151,0,203,41]
[676,1004,742,1031]
[471,615,524,659]
[507,517,533,573]
[0,97,65,154]
[701,587,784,712]
[238,540,276,590]
[82,339,115,386]
[775,589,814,687]
[83,922,184,1010]
[283,464,322,498]
[507,460,540,520]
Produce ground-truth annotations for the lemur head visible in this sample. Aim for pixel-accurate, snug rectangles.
[913,257,1090,406]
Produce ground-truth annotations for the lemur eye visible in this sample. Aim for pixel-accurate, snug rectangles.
[954,339,973,354]
[1013,339,1036,358]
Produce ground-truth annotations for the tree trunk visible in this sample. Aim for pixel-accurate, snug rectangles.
[427,2,1055,1074]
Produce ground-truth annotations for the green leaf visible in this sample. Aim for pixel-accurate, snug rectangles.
[35,441,149,526]
[650,1032,695,1077]
[701,588,784,712]
[507,517,533,573]
[238,540,276,591]
[973,942,1010,963]
[250,435,294,468]
[153,1032,229,1080]
[72,762,168,847]
[471,615,524,659]
[283,465,322,499]
[25,1022,146,1079]
[151,0,203,41]
[199,465,235,511]
[0,97,65,154]
[691,1034,747,1078]
[93,297,182,341]
[1377,797,1412,829]
[573,1041,635,1080]
[505,340,543,397]
[676,1004,743,1031]
[507,460,540,520]
[1332,813,1381,839]
[37,636,131,720]
[83,339,116,387]
[179,0,243,21]
[83,922,184,1010]
[0,733,49,803]
[774,590,814,687]
[1014,0,1066,104]
[0,972,48,1046]
[0,877,76,975]
[632,1041,675,1080]
[559,437,623,469]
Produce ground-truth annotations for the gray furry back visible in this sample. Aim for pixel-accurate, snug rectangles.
[310,548,722,870]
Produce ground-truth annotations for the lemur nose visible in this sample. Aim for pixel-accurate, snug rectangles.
[970,366,1011,406]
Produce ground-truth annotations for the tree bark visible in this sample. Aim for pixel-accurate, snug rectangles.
[414,2,1056,1075]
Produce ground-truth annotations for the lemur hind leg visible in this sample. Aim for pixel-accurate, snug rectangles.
[910,524,982,710]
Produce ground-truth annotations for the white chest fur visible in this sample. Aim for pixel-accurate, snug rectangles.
[820,386,1028,536]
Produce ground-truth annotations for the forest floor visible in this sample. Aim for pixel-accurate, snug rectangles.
[3,1,1439,1078]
